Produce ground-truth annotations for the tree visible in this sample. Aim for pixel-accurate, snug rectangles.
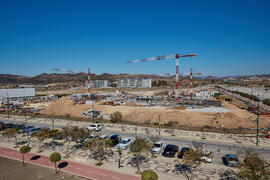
[31,128,51,153]
[88,137,112,166]
[3,128,19,148]
[65,113,71,127]
[20,145,30,166]
[238,152,270,180]
[62,127,74,158]
[110,111,123,123]
[130,138,152,173]
[141,170,158,180]
[50,152,61,174]
[72,126,87,144]
[180,142,212,180]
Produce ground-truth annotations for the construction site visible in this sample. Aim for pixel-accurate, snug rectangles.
[1,53,270,131]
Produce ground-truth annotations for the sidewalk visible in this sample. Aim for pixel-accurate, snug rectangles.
[0,146,140,180]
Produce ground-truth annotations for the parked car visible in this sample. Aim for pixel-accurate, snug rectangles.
[201,149,212,163]
[13,124,25,131]
[0,122,6,131]
[87,124,102,131]
[201,156,212,163]
[54,132,65,140]
[152,141,164,154]
[117,138,132,150]
[110,134,121,146]
[162,144,179,157]
[5,123,15,129]
[28,127,40,135]
[178,147,190,159]
[100,134,108,139]
[222,154,239,167]
[19,125,35,133]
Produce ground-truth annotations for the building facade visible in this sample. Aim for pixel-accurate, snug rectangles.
[85,80,109,89]
[117,78,152,88]
[0,88,35,99]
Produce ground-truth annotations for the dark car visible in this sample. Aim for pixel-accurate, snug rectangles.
[13,124,25,131]
[110,134,121,147]
[5,123,15,129]
[178,147,191,159]
[162,144,179,157]
[0,122,6,131]
[222,154,239,167]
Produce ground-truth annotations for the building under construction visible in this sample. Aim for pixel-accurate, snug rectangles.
[85,80,109,89]
[116,78,152,89]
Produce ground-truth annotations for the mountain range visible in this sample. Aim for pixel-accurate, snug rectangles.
[0,73,269,84]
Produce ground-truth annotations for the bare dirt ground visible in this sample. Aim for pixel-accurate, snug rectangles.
[0,156,90,180]
[42,96,270,129]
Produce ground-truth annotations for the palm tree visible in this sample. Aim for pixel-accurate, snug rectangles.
[20,145,30,166]
[130,138,152,173]
[50,152,61,174]
[3,128,19,148]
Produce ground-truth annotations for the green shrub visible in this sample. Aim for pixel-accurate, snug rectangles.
[110,111,123,123]
[141,170,158,180]
[50,152,61,174]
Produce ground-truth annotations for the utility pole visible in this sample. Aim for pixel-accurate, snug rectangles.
[7,92,9,121]
[158,115,161,136]
[92,94,95,123]
[135,126,138,137]
[25,112,30,146]
[118,147,122,168]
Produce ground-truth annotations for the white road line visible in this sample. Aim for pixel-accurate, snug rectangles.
[76,167,82,171]
[98,173,107,176]
[112,176,120,179]
[87,170,94,173]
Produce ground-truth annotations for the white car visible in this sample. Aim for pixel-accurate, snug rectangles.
[201,156,212,163]
[201,149,212,163]
[87,124,102,131]
[117,138,132,149]
[152,141,163,154]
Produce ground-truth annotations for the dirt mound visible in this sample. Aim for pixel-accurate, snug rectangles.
[44,97,75,116]
[43,96,270,129]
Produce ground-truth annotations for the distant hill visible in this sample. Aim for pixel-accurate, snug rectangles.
[1,73,269,84]
[0,73,172,84]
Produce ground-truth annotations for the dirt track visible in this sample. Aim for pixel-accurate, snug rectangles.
[42,97,270,129]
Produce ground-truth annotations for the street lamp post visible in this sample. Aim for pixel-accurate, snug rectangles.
[158,115,161,136]
[118,147,122,168]
[135,126,138,137]
[256,94,260,146]
[24,113,30,146]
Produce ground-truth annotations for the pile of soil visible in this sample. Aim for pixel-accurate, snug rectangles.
[43,97,270,129]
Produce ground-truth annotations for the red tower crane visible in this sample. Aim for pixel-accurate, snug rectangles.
[87,68,95,94]
[182,68,204,96]
[126,53,196,98]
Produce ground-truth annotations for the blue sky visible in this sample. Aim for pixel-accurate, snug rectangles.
[0,0,269,77]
